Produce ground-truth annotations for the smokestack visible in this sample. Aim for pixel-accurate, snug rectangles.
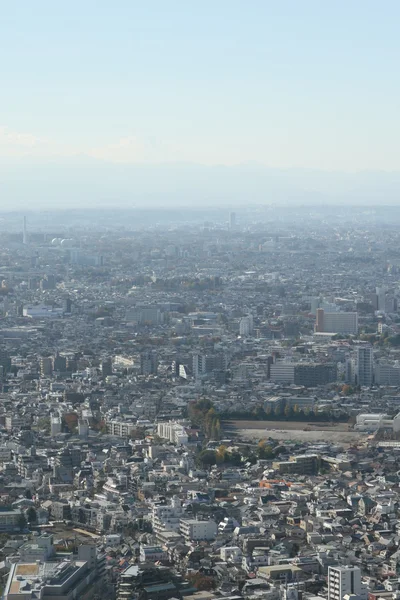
[23,216,28,245]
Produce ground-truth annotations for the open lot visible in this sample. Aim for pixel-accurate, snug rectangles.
[223,420,365,445]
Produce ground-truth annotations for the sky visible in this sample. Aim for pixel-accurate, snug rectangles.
[1,1,400,208]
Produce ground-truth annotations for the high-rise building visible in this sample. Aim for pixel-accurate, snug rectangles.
[229,211,236,229]
[63,296,72,313]
[239,315,253,336]
[328,566,368,600]
[140,350,158,375]
[0,348,11,374]
[310,297,321,315]
[356,346,373,387]
[40,357,53,377]
[53,353,67,372]
[101,358,113,377]
[192,353,227,378]
[376,286,387,311]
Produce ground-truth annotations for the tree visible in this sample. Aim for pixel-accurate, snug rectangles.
[17,513,27,532]
[342,384,354,396]
[258,440,274,459]
[216,445,227,464]
[188,573,216,591]
[27,507,37,525]
[197,450,217,468]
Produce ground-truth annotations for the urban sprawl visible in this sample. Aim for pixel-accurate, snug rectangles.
[0,207,399,600]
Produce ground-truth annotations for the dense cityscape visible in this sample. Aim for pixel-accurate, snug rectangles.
[0,207,399,599]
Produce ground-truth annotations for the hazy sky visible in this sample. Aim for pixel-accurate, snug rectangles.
[1,0,400,172]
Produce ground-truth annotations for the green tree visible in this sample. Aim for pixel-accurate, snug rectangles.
[27,507,37,525]
[216,445,227,464]
[17,513,27,532]
[197,450,217,468]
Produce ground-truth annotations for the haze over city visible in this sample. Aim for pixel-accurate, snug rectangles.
[2,0,400,208]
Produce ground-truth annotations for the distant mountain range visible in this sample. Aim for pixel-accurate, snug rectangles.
[1,158,400,209]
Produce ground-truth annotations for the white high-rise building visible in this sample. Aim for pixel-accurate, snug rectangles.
[239,315,253,336]
[328,566,368,600]
[356,346,373,387]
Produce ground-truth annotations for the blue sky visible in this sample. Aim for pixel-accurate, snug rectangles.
[1,0,400,171]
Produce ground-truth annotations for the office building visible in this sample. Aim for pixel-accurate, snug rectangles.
[192,352,227,378]
[375,363,400,386]
[140,350,158,375]
[328,566,368,600]
[53,353,67,372]
[294,363,337,386]
[376,286,387,311]
[269,362,295,383]
[356,346,373,387]
[0,348,11,374]
[101,358,113,377]
[23,304,63,319]
[239,315,254,336]
[315,310,358,335]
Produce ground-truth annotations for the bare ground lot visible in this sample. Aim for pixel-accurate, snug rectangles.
[223,420,365,445]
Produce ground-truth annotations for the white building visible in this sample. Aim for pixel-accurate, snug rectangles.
[23,304,63,319]
[157,421,188,445]
[179,519,217,542]
[139,545,167,563]
[328,566,368,600]
[151,497,183,537]
[239,315,254,336]
[220,546,242,562]
[106,418,137,438]
[50,417,62,436]
[355,413,388,432]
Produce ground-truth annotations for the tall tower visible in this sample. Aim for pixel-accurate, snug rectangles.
[229,212,236,229]
[23,216,28,245]
[356,345,373,387]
